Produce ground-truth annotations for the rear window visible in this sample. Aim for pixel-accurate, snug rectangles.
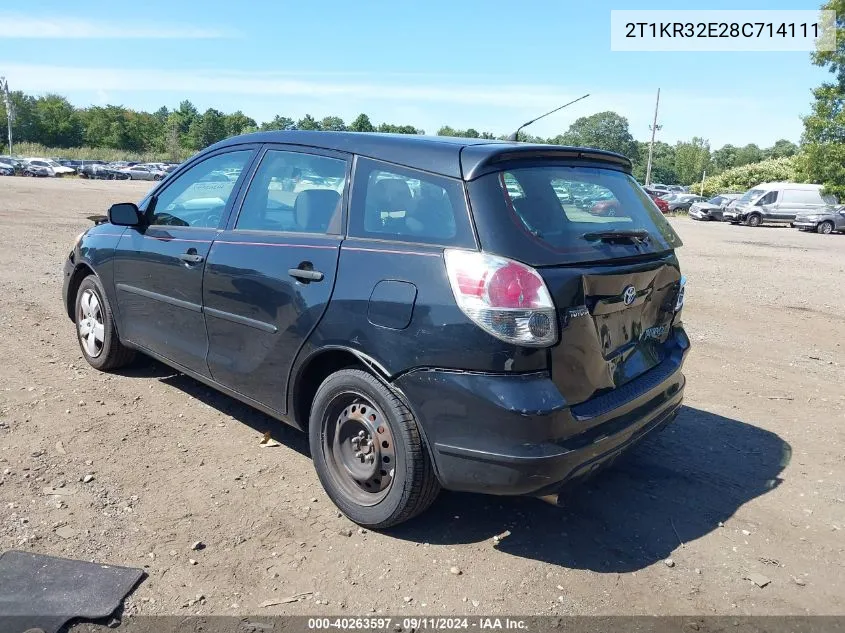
[466,165,682,266]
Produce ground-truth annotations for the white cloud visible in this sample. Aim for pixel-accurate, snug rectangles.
[0,14,234,39]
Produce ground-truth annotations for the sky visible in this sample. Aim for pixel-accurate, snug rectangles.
[0,0,832,148]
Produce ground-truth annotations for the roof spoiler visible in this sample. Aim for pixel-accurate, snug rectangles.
[461,145,633,180]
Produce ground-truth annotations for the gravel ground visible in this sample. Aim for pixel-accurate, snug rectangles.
[0,177,843,618]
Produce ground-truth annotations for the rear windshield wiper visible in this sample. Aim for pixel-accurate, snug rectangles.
[582,229,652,244]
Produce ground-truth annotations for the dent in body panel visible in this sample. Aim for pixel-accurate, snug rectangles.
[542,254,682,405]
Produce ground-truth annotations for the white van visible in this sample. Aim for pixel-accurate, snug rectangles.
[723,182,836,227]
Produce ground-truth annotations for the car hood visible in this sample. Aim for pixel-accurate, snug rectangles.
[691,202,718,210]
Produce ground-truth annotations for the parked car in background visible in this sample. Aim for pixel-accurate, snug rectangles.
[666,185,686,193]
[23,162,52,177]
[688,193,741,221]
[649,183,671,194]
[662,194,705,212]
[0,161,14,176]
[119,164,166,181]
[61,131,689,528]
[793,206,845,234]
[25,158,76,177]
[723,183,836,227]
[645,190,670,214]
[0,156,26,170]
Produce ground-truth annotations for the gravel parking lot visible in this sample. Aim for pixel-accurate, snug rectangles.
[0,177,843,617]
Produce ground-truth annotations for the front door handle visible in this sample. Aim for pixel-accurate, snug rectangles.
[288,268,324,282]
[179,253,204,264]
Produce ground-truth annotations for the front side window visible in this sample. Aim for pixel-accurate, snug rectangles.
[739,188,765,203]
[235,150,347,233]
[350,158,474,247]
[149,150,253,228]
[758,191,778,205]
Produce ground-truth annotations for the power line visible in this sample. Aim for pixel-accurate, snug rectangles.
[644,88,661,186]
[0,76,13,156]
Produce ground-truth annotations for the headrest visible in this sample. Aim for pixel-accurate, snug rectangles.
[294,189,341,233]
[370,178,413,212]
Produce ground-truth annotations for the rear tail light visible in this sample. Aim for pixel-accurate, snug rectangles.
[444,249,558,347]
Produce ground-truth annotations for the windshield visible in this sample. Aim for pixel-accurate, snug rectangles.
[739,188,765,203]
[47,160,61,167]
[467,165,682,266]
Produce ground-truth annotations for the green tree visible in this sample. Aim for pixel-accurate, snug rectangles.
[224,111,257,137]
[632,141,677,184]
[766,139,799,158]
[296,114,321,130]
[674,137,711,185]
[320,116,346,131]
[260,115,296,131]
[34,94,84,147]
[734,143,764,166]
[378,123,420,134]
[348,113,375,132]
[553,111,639,160]
[711,144,739,172]
[799,0,845,196]
[187,108,227,150]
[0,91,39,145]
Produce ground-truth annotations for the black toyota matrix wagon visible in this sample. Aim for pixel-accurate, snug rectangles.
[62,131,690,528]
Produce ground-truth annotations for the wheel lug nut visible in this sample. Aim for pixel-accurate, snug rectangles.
[354,451,362,458]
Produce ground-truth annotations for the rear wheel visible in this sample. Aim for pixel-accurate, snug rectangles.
[309,369,440,528]
[818,220,834,234]
[74,275,135,371]
[746,213,762,227]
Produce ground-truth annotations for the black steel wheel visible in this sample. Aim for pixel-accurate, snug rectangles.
[309,369,440,528]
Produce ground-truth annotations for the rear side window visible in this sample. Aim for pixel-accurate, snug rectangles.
[235,150,347,234]
[781,189,824,204]
[349,158,474,247]
[467,165,682,266]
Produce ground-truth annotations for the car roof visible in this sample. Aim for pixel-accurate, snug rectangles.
[208,131,632,180]
[752,182,823,190]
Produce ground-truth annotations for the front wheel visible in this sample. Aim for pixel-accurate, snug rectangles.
[746,214,762,227]
[74,275,135,371]
[817,221,834,234]
[309,369,440,528]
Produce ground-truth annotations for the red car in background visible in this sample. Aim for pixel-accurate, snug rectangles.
[589,199,621,216]
[647,191,670,214]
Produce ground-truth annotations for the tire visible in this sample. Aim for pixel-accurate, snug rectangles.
[747,213,762,227]
[309,369,440,528]
[74,275,135,371]
[153,174,162,181]
[818,221,834,234]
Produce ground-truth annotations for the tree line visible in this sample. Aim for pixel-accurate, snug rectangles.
[0,89,802,187]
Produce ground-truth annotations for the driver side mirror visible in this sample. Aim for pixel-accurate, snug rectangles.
[108,202,143,226]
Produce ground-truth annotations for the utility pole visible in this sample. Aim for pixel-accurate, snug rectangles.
[644,88,661,186]
[0,77,12,156]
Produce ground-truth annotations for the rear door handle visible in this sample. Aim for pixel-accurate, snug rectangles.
[179,253,204,264]
[288,268,324,282]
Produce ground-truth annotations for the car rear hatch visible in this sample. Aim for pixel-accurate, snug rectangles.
[465,153,684,408]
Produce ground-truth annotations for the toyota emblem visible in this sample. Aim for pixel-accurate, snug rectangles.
[622,285,637,306]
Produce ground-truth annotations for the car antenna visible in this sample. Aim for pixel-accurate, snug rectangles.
[506,93,590,142]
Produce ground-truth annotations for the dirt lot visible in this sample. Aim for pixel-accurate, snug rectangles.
[0,177,843,617]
